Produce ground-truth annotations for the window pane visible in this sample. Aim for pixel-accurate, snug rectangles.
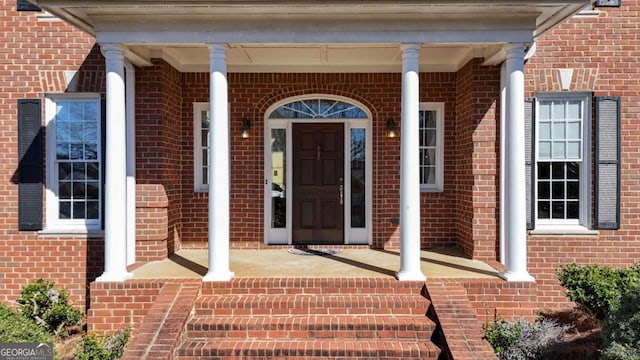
[552,181,564,199]
[350,128,366,228]
[566,101,581,119]
[73,201,85,219]
[85,142,98,160]
[539,103,551,120]
[53,99,102,223]
[539,141,551,159]
[86,201,99,219]
[419,109,438,186]
[566,121,581,139]
[87,182,99,200]
[59,202,71,219]
[73,163,86,180]
[59,163,71,181]
[567,201,580,219]
[271,129,286,228]
[73,183,85,198]
[566,141,581,159]
[552,201,565,219]
[552,141,565,158]
[87,162,99,180]
[538,181,550,199]
[552,163,564,179]
[552,122,565,139]
[538,201,550,219]
[567,162,579,179]
[537,162,581,221]
[539,122,551,140]
[567,181,579,199]
[538,163,550,180]
[59,182,71,199]
[552,102,565,119]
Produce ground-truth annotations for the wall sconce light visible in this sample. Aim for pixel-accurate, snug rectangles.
[241,118,251,138]
[386,118,397,138]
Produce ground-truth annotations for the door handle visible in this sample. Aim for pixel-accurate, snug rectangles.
[339,177,344,206]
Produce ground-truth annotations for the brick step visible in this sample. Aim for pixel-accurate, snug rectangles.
[177,339,440,359]
[193,294,427,316]
[200,278,426,295]
[186,314,436,339]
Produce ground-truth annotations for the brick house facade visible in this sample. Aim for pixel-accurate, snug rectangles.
[1,0,637,317]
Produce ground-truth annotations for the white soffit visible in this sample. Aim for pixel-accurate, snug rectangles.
[139,44,478,73]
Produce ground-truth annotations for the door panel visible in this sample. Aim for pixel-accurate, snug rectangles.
[292,123,344,244]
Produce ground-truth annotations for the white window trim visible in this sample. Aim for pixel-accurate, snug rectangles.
[419,102,445,192]
[263,94,373,246]
[45,93,103,231]
[534,93,592,230]
[193,102,209,192]
[193,102,231,192]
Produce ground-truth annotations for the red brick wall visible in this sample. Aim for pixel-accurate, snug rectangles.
[454,60,502,261]
[178,72,461,249]
[87,281,164,332]
[0,3,99,309]
[524,3,640,305]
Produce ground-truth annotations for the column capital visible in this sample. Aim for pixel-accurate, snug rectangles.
[100,43,124,58]
[400,43,421,57]
[504,43,526,59]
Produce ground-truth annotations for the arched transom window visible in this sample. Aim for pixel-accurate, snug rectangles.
[268,98,368,119]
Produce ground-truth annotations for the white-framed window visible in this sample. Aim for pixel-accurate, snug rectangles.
[193,102,210,192]
[419,102,444,192]
[45,94,102,231]
[535,93,591,228]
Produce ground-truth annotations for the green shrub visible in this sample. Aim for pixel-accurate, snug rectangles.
[557,263,640,320]
[601,288,640,360]
[483,316,569,360]
[0,302,54,344]
[74,327,131,360]
[17,279,83,337]
[483,317,523,357]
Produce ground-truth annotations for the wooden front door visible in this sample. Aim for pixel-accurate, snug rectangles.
[292,123,344,244]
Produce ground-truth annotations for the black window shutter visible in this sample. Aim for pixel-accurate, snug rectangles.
[17,0,41,11]
[18,99,43,231]
[595,96,621,230]
[524,97,535,230]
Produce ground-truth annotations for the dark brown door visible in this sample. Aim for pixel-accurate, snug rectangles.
[292,123,344,244]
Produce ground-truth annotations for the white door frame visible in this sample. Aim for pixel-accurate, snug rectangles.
[263,94,372,246]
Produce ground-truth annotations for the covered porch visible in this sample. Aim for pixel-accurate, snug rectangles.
[35,0,590,284]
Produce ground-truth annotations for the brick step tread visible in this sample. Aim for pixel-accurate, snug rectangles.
[186,315,435,339]
[195,294,426,313]
[177,339,440,359]
[200,278,426,295]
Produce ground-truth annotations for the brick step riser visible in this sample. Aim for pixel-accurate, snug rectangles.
[186,329,432,339]
[200,288,423,296]
[177,341,438,359]
[193,308,424,316]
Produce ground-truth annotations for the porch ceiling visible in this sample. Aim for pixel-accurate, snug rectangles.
[35,0,589,72]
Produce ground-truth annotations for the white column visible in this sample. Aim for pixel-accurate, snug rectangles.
[96,43,132,282]
[125,61,136,267]
[203,44,234,281]
[396,43,426,281]
[501,43,534,282]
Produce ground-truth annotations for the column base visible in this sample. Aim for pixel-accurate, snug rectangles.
[499,270,535,282]
[395,270,426,282]
[202,270,235,282]
[95,271,133,283]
